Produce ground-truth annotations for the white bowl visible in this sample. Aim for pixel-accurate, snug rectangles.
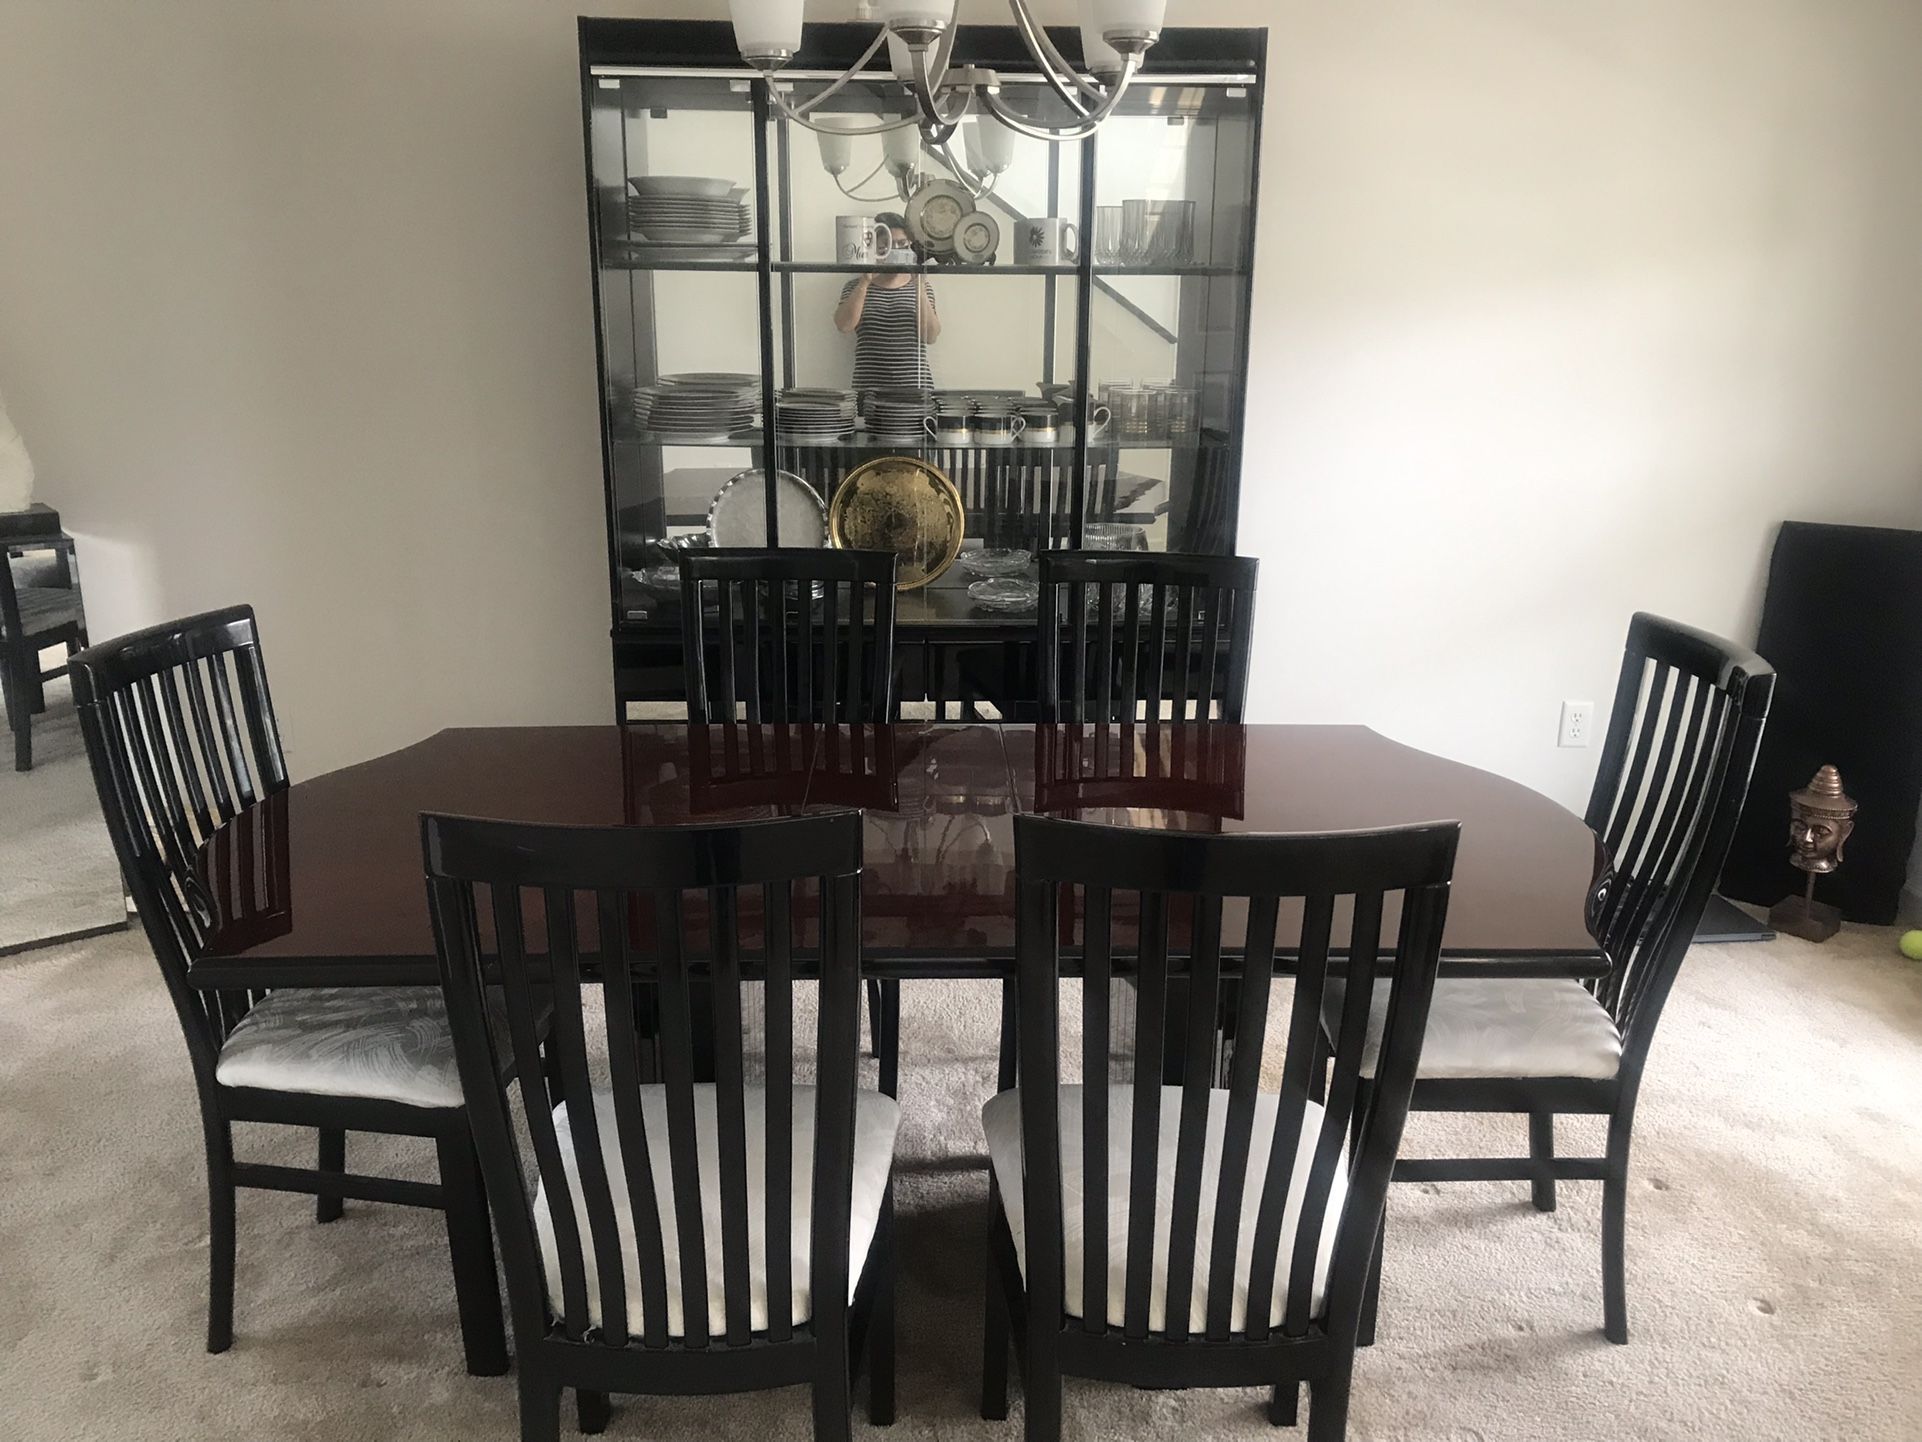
[629,176,736,198]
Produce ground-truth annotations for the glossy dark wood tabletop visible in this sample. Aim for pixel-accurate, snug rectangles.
[190,721,1605,989]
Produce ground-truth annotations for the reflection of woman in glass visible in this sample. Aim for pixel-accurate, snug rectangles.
[833,211,939,392]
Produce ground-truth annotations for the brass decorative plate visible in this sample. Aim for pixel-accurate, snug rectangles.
[829,456,965,590]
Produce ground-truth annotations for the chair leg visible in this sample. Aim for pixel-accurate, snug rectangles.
[518,1374,562,1442]
[3,644,31,772]
[1023,1324,1063,1442]
[878,980,901,1099]
[869,1186,896,1426]
[316,1129,345,1223]
[866,978,883,1059]
[1306,1372,1351,1442]
[1267,1382,1299,1426]
[1602,1112,1633,1344]
[980,1190,1011,1421]
[204,1117,236,1354]
[576,1391,610,1434]
[435,1124,509,1376]
[812,1321,853,1442]
[1529,1111,1557,1213]
[1358,1210,1384,1348]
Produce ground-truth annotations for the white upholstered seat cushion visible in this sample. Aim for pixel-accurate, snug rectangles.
[982,1084,1347,1334]
[533,1085,900,1337]
[1321,977,1622,1081]
[213,986,465,1109]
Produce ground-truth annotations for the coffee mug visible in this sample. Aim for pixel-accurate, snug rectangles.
[969,414,1025,447]
[925,411,971,444]
[836,215,892,265]
[1014,217,1080,266]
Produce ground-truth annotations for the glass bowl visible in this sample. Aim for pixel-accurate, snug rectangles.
[959,547,1034,578]
[968,578,1039,613]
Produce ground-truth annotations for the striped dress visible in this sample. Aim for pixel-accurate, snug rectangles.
[843,277,936,392]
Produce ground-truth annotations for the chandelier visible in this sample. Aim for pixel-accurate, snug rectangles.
[724,0,1169,146]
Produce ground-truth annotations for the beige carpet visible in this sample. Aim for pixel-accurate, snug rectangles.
[1,921,1919,1442]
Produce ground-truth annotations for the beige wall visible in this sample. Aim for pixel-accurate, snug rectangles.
[2,0,1920,805]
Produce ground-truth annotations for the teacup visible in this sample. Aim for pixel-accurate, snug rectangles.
[969,414,1026,447]
[924,410,971,445]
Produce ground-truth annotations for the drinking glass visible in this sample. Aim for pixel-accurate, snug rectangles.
[1093,205,1125,264]
[1150,199,1196,265]
[1120,200,1156,265]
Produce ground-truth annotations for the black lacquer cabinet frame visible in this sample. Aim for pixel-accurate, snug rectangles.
[577,18,1267,715]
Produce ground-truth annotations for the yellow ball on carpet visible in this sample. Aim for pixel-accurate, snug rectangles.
[1900,930,1922,961]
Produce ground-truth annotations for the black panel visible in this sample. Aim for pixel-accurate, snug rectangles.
[1720,521,1922,924]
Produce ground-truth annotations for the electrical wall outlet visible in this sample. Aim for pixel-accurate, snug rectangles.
[1559,700,1595,748]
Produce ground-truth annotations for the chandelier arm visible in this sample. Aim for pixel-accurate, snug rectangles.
[784,27,892,117]
[766,95,923,138]
[909,43,973,141]
[976,52,1139,142]
[1005,0,1106,111]
[931,141,991,200]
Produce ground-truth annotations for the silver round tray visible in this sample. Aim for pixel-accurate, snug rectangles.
[706,467,828,548]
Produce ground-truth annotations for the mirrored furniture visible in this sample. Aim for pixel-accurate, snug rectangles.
[579,19,1265,714]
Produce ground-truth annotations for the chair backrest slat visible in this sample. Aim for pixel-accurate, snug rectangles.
[1160,893,1224,1341]
[1580,615,1775,1068]
[1013,817,1456,1354]
[708,885,755,1346]
[762,880,796,1345]
[1204,892,1279,1341]
[1037,553,1259,723]
[548,885,632,1343]
[1079,884,1113,1333]
[597,888,673,1348]
[680,549,897,725]
[651,885,713,1347]
[423,811,866,1359]
[1121,888,1169,1340]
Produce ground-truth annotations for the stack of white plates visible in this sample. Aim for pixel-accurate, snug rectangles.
[776,387,855,445]
[637,373,761,441]
[864,390,933,444]
[626,176,750,244]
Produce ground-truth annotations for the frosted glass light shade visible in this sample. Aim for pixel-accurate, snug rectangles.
[883,122,923,176]
[728,0,803,62]
[1088,0,1167,43]
[815,118,854,177]
[1078,0,1124,73]
[963,115,1016,175]
[874,0,957,34]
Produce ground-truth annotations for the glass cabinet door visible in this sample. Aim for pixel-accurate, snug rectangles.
[588,73,768,622]
[1086,78,1257,555]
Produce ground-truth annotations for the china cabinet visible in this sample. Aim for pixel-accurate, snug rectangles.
[579,17,1265,712]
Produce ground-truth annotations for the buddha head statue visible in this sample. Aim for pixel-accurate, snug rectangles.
[1787,765,1858,875]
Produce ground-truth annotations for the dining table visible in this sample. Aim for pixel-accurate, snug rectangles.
[191,719,1606,991]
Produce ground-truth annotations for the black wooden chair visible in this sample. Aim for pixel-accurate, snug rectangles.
[679,547,898,725]
[422,809,899,1442]
[680,546,900,1061]
[1,532,88,771]
[1036,551,1258,723]
[983,813,1459,1441]
[68,606,508,1373]
[1327,613,1775,1345]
